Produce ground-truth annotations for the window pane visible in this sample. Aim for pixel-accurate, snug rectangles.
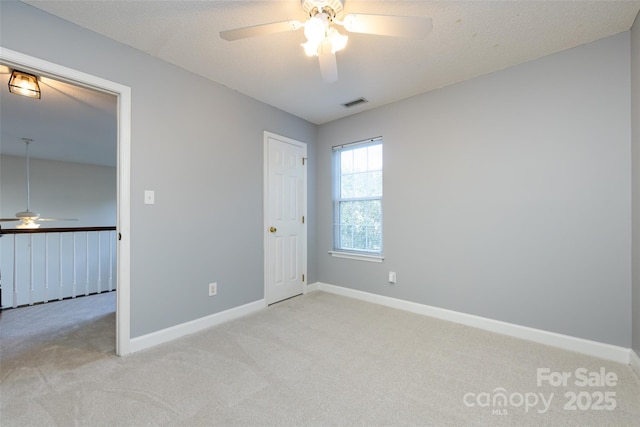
[340,224,353,249]
[341,150,353,174]
[339,200,382,252]
[368,144,382,170]
[342,171,381,198]
[353,172,368,198]
[353,146,368,172]
[340,173,354,198]
[368,171,382,197]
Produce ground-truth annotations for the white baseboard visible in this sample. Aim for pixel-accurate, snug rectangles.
[310,282,631,365]
[130,299,265,353]
[630,350,640,377]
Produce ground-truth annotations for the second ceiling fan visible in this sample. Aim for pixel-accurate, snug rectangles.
[0,138,77,229]
[220,0,433,83]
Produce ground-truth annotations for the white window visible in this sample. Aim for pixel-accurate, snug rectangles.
[333,138,383,255]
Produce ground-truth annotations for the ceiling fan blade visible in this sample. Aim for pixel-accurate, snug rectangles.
[38,218,79,222]
[220,20,303,41]
[0,218,21,222]
[341,14,433,39]
[318,40,338,83]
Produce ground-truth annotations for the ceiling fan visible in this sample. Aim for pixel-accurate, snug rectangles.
[0,138,77,229]
[220,0,433,83]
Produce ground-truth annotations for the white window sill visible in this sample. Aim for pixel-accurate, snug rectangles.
[328,251,384,263]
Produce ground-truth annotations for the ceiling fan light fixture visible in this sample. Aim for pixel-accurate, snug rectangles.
[302,14,347,57]
[302,12,332,55]
[327,28,348,53]
[302,40,319,56]
[304,13,328,43]
[8,70,41,99]
[16,221,41,229]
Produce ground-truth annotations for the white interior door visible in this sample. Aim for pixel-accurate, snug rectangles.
[264,132,306,305]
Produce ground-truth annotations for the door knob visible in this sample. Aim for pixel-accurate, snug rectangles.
[269,227,277,233]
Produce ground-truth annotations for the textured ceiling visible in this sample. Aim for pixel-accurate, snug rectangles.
[20,0,640,125]
[1,1,639,167]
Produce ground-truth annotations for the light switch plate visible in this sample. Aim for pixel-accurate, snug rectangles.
[144,190,154,205]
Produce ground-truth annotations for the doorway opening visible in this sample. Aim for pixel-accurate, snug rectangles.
[0,47,131,355]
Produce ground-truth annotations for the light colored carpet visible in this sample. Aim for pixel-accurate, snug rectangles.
[1,290,639,426]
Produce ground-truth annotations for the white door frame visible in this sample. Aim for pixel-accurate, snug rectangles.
[263,131,307,303]
[0,47,132,356]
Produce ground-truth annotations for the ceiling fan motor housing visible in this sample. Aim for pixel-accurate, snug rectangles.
[16,210,40,219]
[302,0,344,20]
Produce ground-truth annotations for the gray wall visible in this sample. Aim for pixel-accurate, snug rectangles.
[0,1,317,337]
[317,33,632,347]
[632,11,640,356]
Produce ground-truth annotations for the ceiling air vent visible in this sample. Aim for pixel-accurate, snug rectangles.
[341,97,368,108]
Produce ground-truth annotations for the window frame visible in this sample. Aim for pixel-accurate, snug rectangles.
[331,137,383,261]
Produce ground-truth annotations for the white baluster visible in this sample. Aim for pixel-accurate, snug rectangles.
[12,235,18,308]
[58,233,63,300]
[85,232,90,296]
[97,231,102,293]
[44,233,49,303]
[72,232,77,298]
[108,230,114,292]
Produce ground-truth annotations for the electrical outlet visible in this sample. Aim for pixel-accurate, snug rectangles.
[208,282,217,296]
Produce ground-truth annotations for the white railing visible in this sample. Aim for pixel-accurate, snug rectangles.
[0,227,116,309]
